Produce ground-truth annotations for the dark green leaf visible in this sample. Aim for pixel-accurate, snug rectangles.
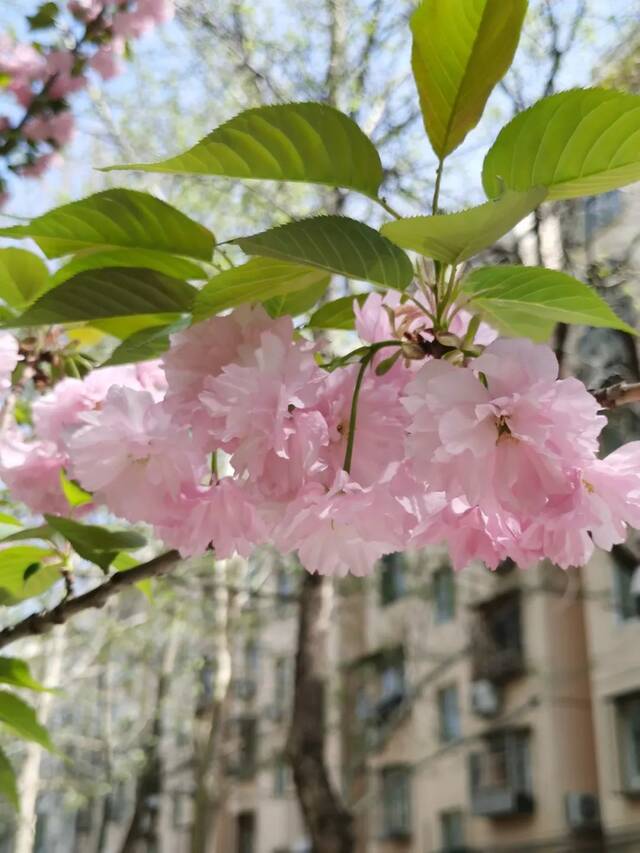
[0,691,54,751]
[102,318,189,366]
[483,88,640,200]
[44,515,145,572]
[381,188,545,263]
[1,525,54,544]
[8,268,196,327]
[308,294,367,330]
[193,258,331,322]
[102,103,384,199]
[411,0,527,158]
[27,2,58,29]
[0,189,214,260]
[51,248,207,287]
[462,266,637,340]
[234,217,413,290]
[0,658,48,693]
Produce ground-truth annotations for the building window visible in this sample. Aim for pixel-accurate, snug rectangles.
[440,810,464,851]
[377,649,406,722]
[469,729,533,817]
[438,684,461,744]
[276,566,297,613]
[434,566,455,623]
[231,717,257,779]
[472,591,523,684]
[244,638,259,679]
[617,693,640,792]
[236,811,256,853]
[273,756,291,797]
[381,765,411,838]
[273,657,290,718]
[613,547,640,621]
[379,552,407,606]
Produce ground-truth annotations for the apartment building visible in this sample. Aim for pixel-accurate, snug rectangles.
[216,542,640,853]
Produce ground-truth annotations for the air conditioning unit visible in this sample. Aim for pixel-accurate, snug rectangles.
[565,792,601,831]
[470,679,501,717]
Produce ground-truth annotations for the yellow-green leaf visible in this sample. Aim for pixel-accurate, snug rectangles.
[462,265,636,341]
[381,188,545,264]
[411,0,527,158]
[102,103,383,199]
[193,258,331,322]
[483,88,640,200]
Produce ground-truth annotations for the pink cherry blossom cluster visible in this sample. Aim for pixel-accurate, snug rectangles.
[1,296,639,577]
[0,0,174,203]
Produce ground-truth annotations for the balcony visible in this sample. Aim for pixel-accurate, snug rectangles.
[469,730,534,818]
[471,591,524,685]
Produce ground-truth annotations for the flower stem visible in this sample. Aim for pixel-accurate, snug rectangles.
[343,350,373,475]
[342,340,403,474]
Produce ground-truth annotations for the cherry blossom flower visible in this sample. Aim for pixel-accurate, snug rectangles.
[68,387,204,525]
[275,473,411,576]
[157,478,265,558]
[0,436,68,515]
[0,334,20,391]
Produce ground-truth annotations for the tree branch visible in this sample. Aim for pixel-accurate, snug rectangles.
[593,380,640,410]
[0,550,181,651]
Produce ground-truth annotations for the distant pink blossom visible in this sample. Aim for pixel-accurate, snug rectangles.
[23,112,75,146]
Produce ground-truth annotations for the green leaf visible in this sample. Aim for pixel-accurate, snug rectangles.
[0,657,48,693]
[483,88,640,200]
[411,0,527,158]
[381,188,545,264]
[0,189,214,261]
[308,294,367,330]
[0,248,50,309]
[44,516,145,572]
[27,2,58,29]
[234,217,413,290]
[102,103,384,199]
[0,546,60,603]
[8,268,196,327]
[102,319,189,366]
[94,314,183,340]
[51,248,207,287]
[0,691,54,751]
[60,470,92,509]
[1,525,54,544]
[462,266,637,341]
[0,746,18,809]
[193,258,331,322]
[263,278,331,318]
[0,514,22,540]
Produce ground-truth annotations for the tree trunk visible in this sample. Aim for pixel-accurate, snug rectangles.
[189,570,235,853]
[119,627,179,853]
[287,572,354,853]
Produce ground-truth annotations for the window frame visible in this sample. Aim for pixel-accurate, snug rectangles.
[380,764,412,839]
[438,683,462,744]
[433,566,456,624]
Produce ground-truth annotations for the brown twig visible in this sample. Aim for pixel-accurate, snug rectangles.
[593,380,640,410]
[0,550,181,651]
